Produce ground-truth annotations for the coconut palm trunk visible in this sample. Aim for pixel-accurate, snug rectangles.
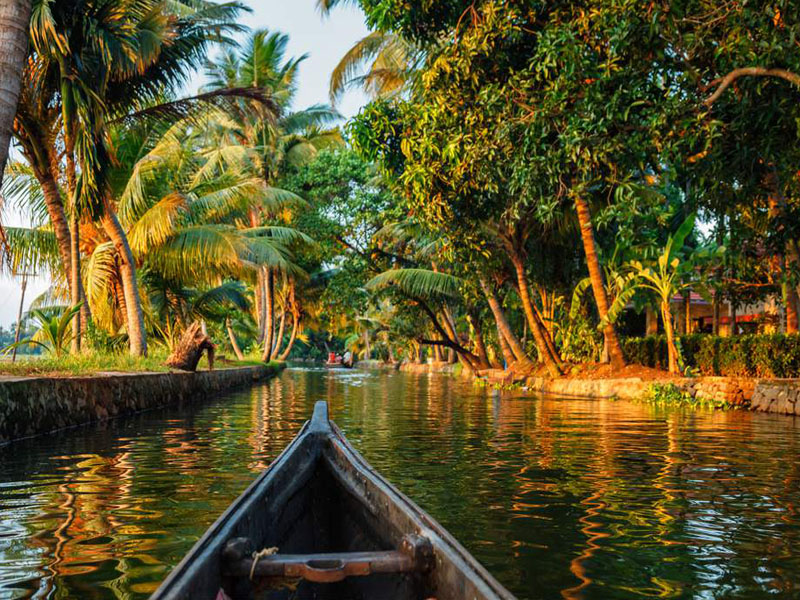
[101,199,147,356]
[255,269,265,344]
[466,311,491,369]
[573,195,626,370]
[363,329,371,360]
[0,0,31,189]
[261,268,274,362]
[226,317,245,360]
[36,165,92,328]
[480,278,534,369]
[507,252,563,377]
[439,308,476,374]
[278,312,300,361]
[271,309,285,359]
[70,212,82,352]
[496,322,515,367]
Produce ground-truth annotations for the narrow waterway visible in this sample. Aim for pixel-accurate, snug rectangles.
[1,366,800,599]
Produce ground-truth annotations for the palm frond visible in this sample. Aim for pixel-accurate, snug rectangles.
[128,192,187,254]
[0,227,60,276]
[366,268,462,299]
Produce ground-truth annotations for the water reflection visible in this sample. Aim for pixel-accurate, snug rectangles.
[1,367,800,599]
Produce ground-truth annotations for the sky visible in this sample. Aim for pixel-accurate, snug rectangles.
[0,0,371,328]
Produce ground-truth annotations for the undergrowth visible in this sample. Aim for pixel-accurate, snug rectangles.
[640,383,733,411]
[0,351,278,377]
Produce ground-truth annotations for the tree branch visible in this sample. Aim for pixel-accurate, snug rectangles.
[410,295,477,359]
[704,67,800,106]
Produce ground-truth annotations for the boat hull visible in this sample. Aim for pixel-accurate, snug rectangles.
[152,401,516,600]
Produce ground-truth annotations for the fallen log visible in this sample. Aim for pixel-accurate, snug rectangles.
[166,321,216,372]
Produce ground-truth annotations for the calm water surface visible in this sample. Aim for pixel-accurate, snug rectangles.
[1,366,800,599]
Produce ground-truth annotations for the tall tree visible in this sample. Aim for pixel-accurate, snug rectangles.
[0,0,31,189]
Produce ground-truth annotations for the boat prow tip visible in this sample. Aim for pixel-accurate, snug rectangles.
[308,401,332,433]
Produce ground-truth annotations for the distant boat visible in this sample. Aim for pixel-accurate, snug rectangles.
[152,401,515,600]
[325,352,354,368]
[325,360,354,369]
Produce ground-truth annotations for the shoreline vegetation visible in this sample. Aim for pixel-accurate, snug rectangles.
[0,352,280,378]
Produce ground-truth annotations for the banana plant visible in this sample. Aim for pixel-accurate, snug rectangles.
[628,213,723,374]
[2,305,82,358]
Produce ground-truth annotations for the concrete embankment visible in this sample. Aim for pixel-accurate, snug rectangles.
[0,364,284,444]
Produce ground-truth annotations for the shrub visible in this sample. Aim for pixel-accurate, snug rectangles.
[622,333,800,378]
[641,383,730,410]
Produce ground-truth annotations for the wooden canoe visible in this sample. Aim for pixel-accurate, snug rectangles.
[325,360,354,369]
[151,401,516,600]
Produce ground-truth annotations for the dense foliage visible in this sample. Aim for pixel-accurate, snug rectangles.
[624,334,800,379]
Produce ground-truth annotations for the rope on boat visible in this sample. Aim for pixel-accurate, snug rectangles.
[250,547,279,581]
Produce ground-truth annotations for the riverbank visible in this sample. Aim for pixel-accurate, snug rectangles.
[359,360,800,416]
[0,351,270,377]
[510,371,800,416]
[0,363,285,444]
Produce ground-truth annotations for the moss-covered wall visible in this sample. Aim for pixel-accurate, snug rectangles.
[0,364,284,444]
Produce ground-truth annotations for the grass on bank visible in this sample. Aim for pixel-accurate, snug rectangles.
[0,350,281,378]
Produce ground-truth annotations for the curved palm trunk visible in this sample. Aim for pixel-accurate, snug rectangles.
[442,306,459,364]
[466,312,491,369]
[496,322,515,367]
[363,330,371,360]
[226,317,245,361]
[261,268,274,362]
[255,269,265,344]
[271,309,285,360]
[508,252,563,377]
[0,0,31,189]
[532,297,562,368]
[278,313,300,361]
[37,167,92,329]
[574,195,626,370]
[480,279,534,369]
[101,200,147,356]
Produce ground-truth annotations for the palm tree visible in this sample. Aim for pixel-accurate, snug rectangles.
[317,0,416,105]
[366,267,486,372]
[203,29,340,361]
[93,110,312,352]
[18,0,247,355]
[328,31,415,104]
[573,194,627,370]
[10,54,94,335]
[0,0,32,189]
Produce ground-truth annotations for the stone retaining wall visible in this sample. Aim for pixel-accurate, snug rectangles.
[520,374,800,416]
[0,364,284,444]
[400,361,465,376]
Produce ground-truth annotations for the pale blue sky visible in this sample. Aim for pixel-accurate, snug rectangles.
[0,1,371,327]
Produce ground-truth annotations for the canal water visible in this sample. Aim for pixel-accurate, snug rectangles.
[1,366,800,599]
